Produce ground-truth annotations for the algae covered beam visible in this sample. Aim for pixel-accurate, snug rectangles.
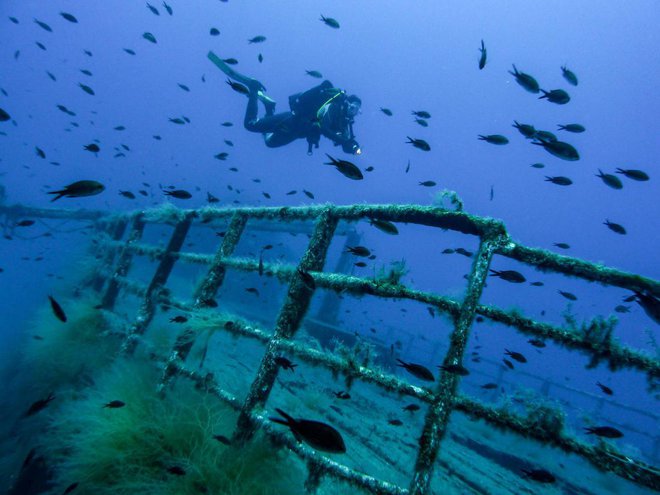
[236,208,339,440]
[499,241,660,296]
[101,214,146,310]
[90,217,128,292]
[409,234,500,495]
[121,212,194,355]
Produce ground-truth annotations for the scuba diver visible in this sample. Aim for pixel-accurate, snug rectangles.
[208,51,361,156]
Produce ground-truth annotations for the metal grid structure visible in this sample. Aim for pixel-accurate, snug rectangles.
[2,201,659,493]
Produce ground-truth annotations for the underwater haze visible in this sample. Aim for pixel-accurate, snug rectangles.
[0,1,659,494]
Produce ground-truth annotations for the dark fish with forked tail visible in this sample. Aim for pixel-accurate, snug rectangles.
[270,408,346,453]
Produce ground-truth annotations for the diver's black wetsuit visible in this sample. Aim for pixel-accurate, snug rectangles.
[244,80,360,155]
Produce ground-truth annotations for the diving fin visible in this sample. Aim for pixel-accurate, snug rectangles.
[208,50,266,92]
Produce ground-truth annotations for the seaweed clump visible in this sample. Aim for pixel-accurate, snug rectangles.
[331,338,378,389]
[431,189,464,211]
[42,359,306,495]
[374,259,409,287]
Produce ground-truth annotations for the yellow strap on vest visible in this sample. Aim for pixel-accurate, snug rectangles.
[315,90,345,121]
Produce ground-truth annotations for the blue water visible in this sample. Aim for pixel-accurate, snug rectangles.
[0,1,658,493]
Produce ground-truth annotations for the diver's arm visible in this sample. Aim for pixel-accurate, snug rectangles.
[320,121,360,154]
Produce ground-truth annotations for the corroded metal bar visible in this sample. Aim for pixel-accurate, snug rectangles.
[158,212,248,393]
[0,203,107,221]
[91,218,129,292]
[454,397,660,491]
[193,212,247,304]
[101,214,146,310]
[235,207,339,440]
[121,212,194,354]
[498,241,660,296]
[409,234,500,495]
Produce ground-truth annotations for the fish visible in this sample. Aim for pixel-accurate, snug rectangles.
[406,137,431,151]
[123,48,136,55]
[303,190,314,199]
[226,79,249,95]
[346,246,370,257]
[221,121,233,127]
[561,65,578,86]
[544,176,573,186]
[48,295,67,322]
[103,400,125,408]
[615,168,649,181]
[403,404,420,412]
[539,89,570,104]
[596,382,613,395]
[512,121,536,138]
[489,269,526,283]
[83,49,93,56]
[405,160,410,173]
[297,268,316,290]
[258,252,264,276]
[414,118,428,127]
[441,248,454,254]
[455,248,473,258]
[584,426,623,438]
[478,40,487,69]
[34,19,53,32]
[419,181,436,187]
[163,2,173,15]
[509,65,540,93]
[553,242,570,249]
[320,15,340,28]
[0,108,10,121]
[80,69,92,76]
[528,338,546,348]
[521,468,556,483]
[214,152,229,160]
[354,262,367,267]
[36,42,47,51]
[438,364,470,376]
[114,125,126,131]
[504,349,527,363]
[224,139,234,147]
[380,107,393,116]
[502,359,514,370]
[142,32,157,43]
[84,143,100,153]
[258,53,263,63]
[177,83,190,92]
[534,140,579,161]
[9,17,18,24]
[163,189,192,199]
[614,305,630,313]
[481,383,498,390]
[146,3,160,15]
[213,434,231,445]
[596,169,623,189]
[169,117,185,124]
[632,291,660,325]
[210,28,220,36]
[60,12,78,23]
[169,315,188,323]
[603,219,626,235]
[285,190,297,195]
[369,218,398,235]
[248,35,266,43]
[119,191,135,199]
[306,70,323,78]
[275,356,298,372]
[270,408,346,453]
[63,482,80,494]
[557,123,585,133]
[48,180,105,201]
[388,419,403,426]
[333,391,351,400]
[412,110,431,119]
[245,287,260,296]
[534,130,557,142]
[324,154,363,180]
[167,466,186,475]
[36,147,46,158]
[23,393,55,417]
[396,359,435,381]
[16,220,35,227]
[478,134,509,145]
[558,290,577,301]
[79,83,95,95]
